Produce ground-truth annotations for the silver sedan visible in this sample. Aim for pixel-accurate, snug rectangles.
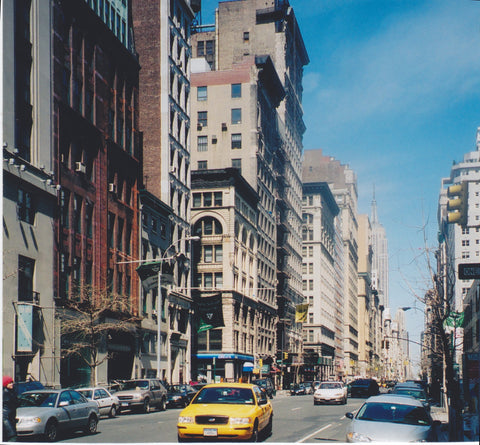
[346,394,441,442]
[16,389,100,442]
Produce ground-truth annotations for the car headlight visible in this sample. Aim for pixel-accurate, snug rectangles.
[18,417,42,426]
[230,417,252,425]
[178,416,194,424]
[132,394,142,400]
[171,396,182,401]
[347,432,372,442]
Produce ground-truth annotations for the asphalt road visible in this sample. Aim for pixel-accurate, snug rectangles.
[56,393,366,443]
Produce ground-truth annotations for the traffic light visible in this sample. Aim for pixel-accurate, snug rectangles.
[283,352,288,360]
[258,359,263,368]
[447,182,468,226]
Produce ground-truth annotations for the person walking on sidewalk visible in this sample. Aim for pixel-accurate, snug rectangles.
[3,376,19,442]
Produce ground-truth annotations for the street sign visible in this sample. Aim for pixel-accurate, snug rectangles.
[458,263,480,279]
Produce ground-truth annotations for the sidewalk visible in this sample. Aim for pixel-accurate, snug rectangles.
[430,405,480,442]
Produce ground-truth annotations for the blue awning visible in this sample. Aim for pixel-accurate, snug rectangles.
[243,361,254,372]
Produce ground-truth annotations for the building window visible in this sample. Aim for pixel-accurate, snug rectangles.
[204,246,213,263]
[204,192,212,206]
[206,40,214,55]
[197,86,207,101]
[18,255,35,302]
[231,83,241,98]
[193,193,202,207]
[107,212,115,249]
[214,192,222,206]
[231,133,242,149]
[198,160,207,170]
[232,158,242,173]
[197,40,205,57]
[17,188,35,224]
[73,195,82,233]
[60,189,70,229]
[198,111,207,127]
[85,203,93,239]
[197,135,208,152]
[231,108,241,124]
[243,31,249,41]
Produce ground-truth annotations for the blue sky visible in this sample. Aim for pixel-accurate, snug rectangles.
[199,0,480,369]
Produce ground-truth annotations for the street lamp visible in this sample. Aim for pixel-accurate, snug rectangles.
[118,235,200,380]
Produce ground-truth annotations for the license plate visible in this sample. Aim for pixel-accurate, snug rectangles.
[121,402,129,407]
[203,428,218,437]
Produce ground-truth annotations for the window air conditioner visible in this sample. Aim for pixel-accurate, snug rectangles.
[75,162,86,173]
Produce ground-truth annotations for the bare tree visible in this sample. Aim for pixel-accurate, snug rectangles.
[59,286,139,386]
[399,221,464,441]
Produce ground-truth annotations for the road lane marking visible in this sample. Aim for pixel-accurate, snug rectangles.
[291,407,302,411]
[296,423,331,443]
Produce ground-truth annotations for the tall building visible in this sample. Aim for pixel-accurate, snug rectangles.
[190,53,283,382]
[437,127,480,381]
[302,150,359,379]
[2,0,59,385]
[191,0,308,385]
[370,188,389,309]
[53,0,142,386]
[301,181,340,381]
[132,0,200,383]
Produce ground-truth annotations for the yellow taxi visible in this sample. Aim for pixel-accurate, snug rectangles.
[177,382,273,442]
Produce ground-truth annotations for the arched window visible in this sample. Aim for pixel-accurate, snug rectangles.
[194,216,223,236]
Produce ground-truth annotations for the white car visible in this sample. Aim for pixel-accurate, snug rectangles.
[313,381,348,405]
[76,387,120,417]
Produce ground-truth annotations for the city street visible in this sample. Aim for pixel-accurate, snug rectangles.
[57,393,365,443]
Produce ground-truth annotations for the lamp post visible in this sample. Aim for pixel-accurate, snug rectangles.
[155,235,200,380]
[119,235,200,380]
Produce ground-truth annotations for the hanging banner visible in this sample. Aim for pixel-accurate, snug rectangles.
[295,303,309,323]
[136,261,161,292]
[17,303,34,352]
[196,294,224,332]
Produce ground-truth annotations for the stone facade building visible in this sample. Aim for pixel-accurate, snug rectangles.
[191,0,308,386]
[191,168,260,382]
[2,0,59,386]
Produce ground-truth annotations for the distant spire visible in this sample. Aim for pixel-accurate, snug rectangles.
[371,184,378,224]
[476,126,480,151]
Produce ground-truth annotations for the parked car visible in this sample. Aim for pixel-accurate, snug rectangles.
[167,384,197,408]
[114,379,167,413]
[302,381,315,394]
[76,387,120,417]
[15,380,45,395]
[177,383,273,442]
[392,383,431,412]
[252,377,276,398]
[311,380,321,391]
[346,394,440,442]
[16,389,100,442]
[191,382,207,393]
[313,381,348,405]
[349,378,379,398]
[290,383,306,396]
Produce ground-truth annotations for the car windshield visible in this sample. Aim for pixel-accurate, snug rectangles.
[193,387,255,405]
[18,392,58,408]
[170,385,186,392]
[122,380,149,390]
[77,390,92,398]
[353,380,370,386]
[320,383,341,389]
[356,402,431,426]
[394,388,426,400]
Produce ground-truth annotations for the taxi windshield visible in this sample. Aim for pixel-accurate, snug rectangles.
[193,387,255,405]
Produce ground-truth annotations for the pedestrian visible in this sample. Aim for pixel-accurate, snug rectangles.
[3,376,18,442]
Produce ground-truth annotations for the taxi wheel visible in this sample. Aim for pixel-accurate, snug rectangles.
[251,420,259,442]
